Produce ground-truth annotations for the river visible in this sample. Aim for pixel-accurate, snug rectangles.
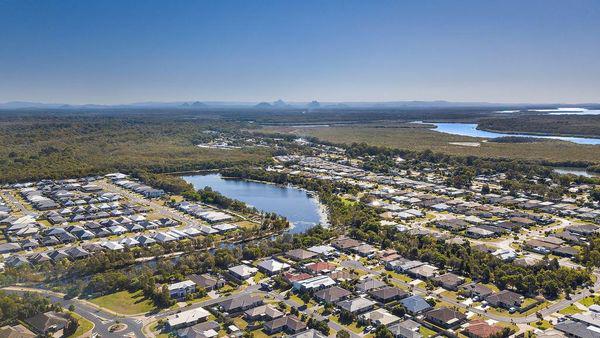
[552,167,599,178]
[181,174,327,234]
[422,122,600,145]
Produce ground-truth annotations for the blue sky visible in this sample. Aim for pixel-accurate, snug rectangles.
[1,0,599,104]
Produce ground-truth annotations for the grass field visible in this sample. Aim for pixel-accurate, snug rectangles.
[330,315,365,334]
[149,322,170,338]
[531,319,553,330]
[266,125,600,163]
[559,304,584,315]
[68,312,94,337]
[90,290,157,315]
[580,295,600,307]
[420,326,437,338]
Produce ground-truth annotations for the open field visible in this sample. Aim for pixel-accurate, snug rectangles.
[266,125,600,163]
[89,290,157,315]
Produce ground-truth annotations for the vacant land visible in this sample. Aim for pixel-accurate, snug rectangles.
[89,290,157,315]
[269,125,600,163]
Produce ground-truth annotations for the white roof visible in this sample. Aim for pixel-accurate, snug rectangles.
[307,245,337,255]
[166,307,210,327]
[168,280,196,291]
[293,275,336,290]
[257,258,290,273]
[228,264,258,278]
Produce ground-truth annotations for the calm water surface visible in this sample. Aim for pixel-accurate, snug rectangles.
[182,174,324,234]
[426,122,600,145]
[552,167,599,178]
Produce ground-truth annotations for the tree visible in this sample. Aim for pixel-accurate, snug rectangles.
[336,330,351,338]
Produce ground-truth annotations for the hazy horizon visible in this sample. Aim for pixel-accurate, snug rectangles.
[1,0,599,104]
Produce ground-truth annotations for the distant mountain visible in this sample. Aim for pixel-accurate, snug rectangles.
[191,101,207,107]
[254,102,273,108]
[273,99,288,107]
[307,100,320,109]
[1,99,598,110]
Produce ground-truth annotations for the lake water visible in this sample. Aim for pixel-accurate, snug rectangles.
[181,174,326,234]
[552,167,599,178]
[424,122,600,145]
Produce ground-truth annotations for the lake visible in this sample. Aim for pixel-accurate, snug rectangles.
[181,174,326,234]
[423,122,600,145]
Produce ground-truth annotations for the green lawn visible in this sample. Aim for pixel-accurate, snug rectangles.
[149,322,170,338]
[67,312,94,337]
[90,290,157,315]
[559,304,584,315]
[387,271,413,283]
[253,271,266,283]
[580,295,600,307]
[330,315,364,334]
[531,320,552,330]
[419,326,437,338]
[233,317,249,329]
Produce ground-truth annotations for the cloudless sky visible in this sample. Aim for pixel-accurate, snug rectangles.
[1,0,599,104]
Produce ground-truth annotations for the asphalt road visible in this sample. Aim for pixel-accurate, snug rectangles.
[3,287,144,337]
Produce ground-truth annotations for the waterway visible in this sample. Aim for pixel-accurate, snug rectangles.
[552,167,599,178]
[421,122,600,145]
[181,174,327,234]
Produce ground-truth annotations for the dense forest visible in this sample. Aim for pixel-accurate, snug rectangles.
[0,113,269,183]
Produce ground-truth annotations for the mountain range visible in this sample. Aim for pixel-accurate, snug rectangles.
[1,100,598,110]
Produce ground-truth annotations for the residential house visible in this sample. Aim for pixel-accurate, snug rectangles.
[433,273,465,291]
[406,264,438,280]
[460,283,493,300]
[263,316,306,335]
[0,324,36,338]
[400,295,432,315]
[293,275,336,291]
[228,264,258,281]
[257,258,290,275]
[187,274,225,291]
[424,307,467,328]
[166,307,210,330]
[306,245,337,257]
[25,311,70,337]
[287,329,328,338]
[355,278,386,293]
[485,290,523,310]
[305,261,336,274]
[369,286,408,303]
[361,308,401,327]
[314,286,352,303]
[285,248,317,261]
[337,297,376,314]
[244,304,284,322]
[463,320,503,338]
[389,319,422,338]
[168,280,197,299]
[177,321,220,338]
[219,294,263,313]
